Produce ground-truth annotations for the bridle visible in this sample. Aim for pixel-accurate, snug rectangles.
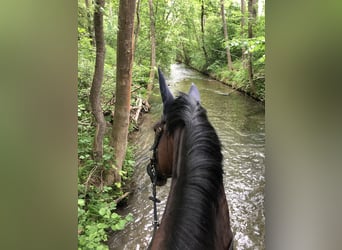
[146,120,165,236]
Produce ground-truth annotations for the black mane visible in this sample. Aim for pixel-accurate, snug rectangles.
[164,92,224,249]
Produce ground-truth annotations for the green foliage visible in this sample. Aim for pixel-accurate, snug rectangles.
[78,26,95,92]
[78,101,136,249]
[78,1,138,246]
[122,145,135,182]
[78,185,133,250]
[171,0,265,101]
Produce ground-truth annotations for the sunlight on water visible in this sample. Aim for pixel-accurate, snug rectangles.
[108,64,265,250]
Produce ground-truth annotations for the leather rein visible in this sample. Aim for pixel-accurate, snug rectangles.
[146,121,165,236]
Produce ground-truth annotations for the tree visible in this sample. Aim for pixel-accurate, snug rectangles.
[200,0,209,66]
[241,0,246,64]
[145,0,156,106]
[84,0,95,46]
[247,0,256,93]
[89,0,106,161]
[109,0,137,184]
[134,0,141,50]
[220,0,233,71]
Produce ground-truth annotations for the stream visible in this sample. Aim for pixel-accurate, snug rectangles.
[108,63,265,250]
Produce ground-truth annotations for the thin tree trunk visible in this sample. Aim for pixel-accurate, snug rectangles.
[220,0,233,71]
[134,0,141,51]
[241,0,246,65]
[247,0,256,93]
[182,43,190,65]
[85,0,95,46]
[201,0,209,65]
[248,0,257,38]
[109,0,136,184]
[89,0,106,162]
[145,0,156,106]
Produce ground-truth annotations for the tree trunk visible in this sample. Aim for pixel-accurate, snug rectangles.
[200,0,209,66]
[134,0,141,51]
[182,43,191,65]
[145,0,156,106]
[248,0,257,38]
[85,0,95,46]
[89,0,106,162]
[247,0,256,93]
[241,0,246,65]
[109,0,136,184]
[220,0,233,71]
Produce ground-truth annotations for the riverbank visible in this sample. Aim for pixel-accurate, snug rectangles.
[78,103,145,250]
[176,61,265,103]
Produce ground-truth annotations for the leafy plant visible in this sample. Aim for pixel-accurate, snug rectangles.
[78,185,133,250]
[78,86,136,249]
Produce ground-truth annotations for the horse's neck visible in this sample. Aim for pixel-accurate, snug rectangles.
[171,128,185,179]
[152,127,233,249]
[160,127,185,218]
[216,183,234,249]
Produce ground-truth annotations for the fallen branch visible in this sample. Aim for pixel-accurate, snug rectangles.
[114,191,130,204]
[131,86,143,94]
[133,98,143,123]
[143,99,151,112]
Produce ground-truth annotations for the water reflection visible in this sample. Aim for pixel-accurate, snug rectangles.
[109,64,265,250]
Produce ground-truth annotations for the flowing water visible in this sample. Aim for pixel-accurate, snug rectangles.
[109,64,265,250]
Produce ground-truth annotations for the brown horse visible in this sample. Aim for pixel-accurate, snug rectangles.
[147,68,234,250]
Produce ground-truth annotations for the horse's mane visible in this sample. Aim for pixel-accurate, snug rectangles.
[164,92,224,249]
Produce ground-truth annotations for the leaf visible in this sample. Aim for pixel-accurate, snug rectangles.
[78,199,85,207]
[119,170,127,176]
[108,201,117,210]
[96,223,108,229]
[96,245,108,250]
[114,182,121,189]
[102,186,112,192]
[111,219,126,231]
[111,212,120,220]
[116,219,127,230]
[125,213,133,222]
[98,207,107,216]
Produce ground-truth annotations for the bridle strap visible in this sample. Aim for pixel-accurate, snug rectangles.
[148,162,160,235]
[146,121,165,236]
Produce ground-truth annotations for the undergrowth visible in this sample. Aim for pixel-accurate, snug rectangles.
[78,102,136,250]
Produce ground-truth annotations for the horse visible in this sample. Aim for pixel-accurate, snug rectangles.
[147,68,234,250]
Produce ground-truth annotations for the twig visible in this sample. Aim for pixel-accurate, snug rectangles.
[84,165,99,193]
[131,86,143,94]
[99,168,104,191]
[114,192,130,204]
[78,121,92,126]
[105,95,115,106]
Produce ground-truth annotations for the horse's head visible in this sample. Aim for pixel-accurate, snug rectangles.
[148,68,201,186]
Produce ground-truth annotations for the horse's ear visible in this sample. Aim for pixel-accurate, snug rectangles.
[158,67,174,115]
[188,83,201,103]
